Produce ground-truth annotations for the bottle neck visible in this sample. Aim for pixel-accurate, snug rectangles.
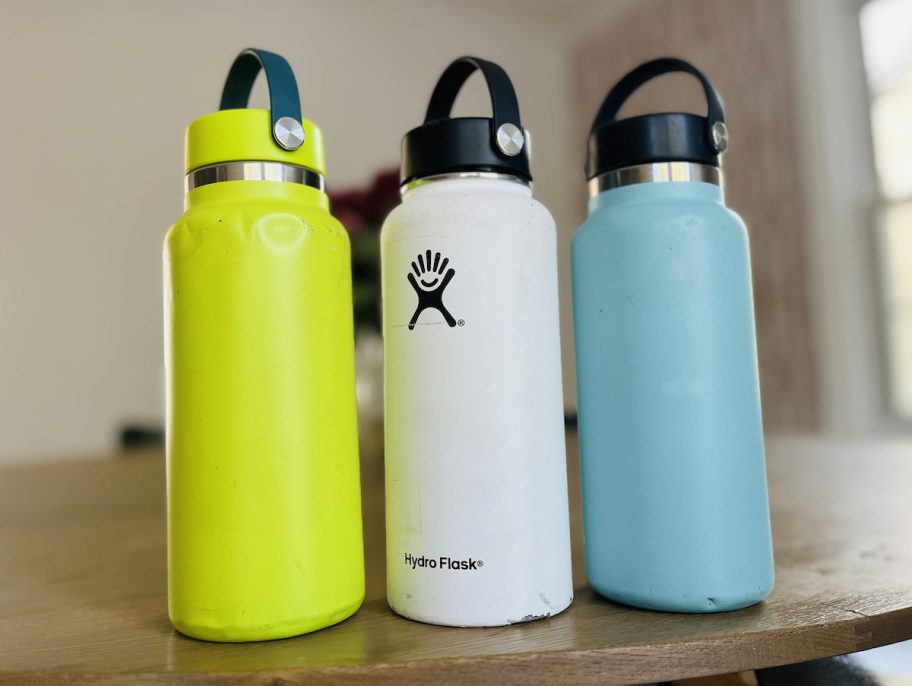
[184,177,330,212]
[186,161,325,194]
[400,172,532,202]
[588,175,725,215]
[589,161,720,196]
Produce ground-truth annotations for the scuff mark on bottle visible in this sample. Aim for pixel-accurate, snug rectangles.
[538,592,554,610]
[507,612,552,625]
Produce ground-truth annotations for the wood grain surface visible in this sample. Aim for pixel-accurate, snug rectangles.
[1,432,911,685]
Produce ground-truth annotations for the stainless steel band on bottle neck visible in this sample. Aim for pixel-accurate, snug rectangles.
[186,161,325,193]
[588,162,721,197]
[401,171,532,193]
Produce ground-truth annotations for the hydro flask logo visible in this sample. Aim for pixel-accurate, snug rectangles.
[407,249,459,330]
[404,552,484,571]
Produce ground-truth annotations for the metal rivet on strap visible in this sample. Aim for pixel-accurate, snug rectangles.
[496,123,525,156]
[274,116,306,151]
[710,121,728,153]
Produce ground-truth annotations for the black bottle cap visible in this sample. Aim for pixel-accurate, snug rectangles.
[401,56,531,186]
[586,57,728,180]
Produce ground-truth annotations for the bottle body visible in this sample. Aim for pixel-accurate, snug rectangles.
[572,181,773,613]
[382,177,573,626]
[165,180,364,641]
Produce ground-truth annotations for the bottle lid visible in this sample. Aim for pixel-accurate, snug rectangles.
[401,56,531,187]
[586,58,727,180]
[185,48,325,184]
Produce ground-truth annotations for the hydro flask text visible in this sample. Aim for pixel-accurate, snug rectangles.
[405,553,483,571]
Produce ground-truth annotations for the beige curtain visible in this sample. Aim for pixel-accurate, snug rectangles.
[571,0,819,431]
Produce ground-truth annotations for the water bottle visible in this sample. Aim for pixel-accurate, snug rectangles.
[572,58,774,613]
[381,56,573,627]
[165,49,364,641]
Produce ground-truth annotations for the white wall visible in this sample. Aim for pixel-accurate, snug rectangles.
[0,0,580,463]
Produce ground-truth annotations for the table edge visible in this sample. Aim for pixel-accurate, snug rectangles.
[4,605,911,685]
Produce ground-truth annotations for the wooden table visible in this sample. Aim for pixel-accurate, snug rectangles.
[1,432,911,685]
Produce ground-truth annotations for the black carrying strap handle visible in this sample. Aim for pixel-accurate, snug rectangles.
[219,48,303,150]
[589,57,725,138]
[425,56,523,154]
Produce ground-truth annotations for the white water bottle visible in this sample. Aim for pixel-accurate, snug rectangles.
[381,56,573,627]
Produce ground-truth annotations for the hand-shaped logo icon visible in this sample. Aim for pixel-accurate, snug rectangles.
[408,249,457,330]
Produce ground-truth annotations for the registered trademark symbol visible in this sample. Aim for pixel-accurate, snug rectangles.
[457,319,465,326]
[477,559,483,567]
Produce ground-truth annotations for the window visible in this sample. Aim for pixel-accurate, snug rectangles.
[860,0,912,417]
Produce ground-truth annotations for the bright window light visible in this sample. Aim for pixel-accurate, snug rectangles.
[860,0,912,417]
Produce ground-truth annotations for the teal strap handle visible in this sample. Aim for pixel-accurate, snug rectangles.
[219,48,304,150]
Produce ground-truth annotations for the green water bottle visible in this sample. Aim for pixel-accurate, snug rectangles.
[164,48,364,642]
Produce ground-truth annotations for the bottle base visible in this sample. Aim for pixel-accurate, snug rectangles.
[388,593,573,628]
[170,594,364,642]
[590,581,771,614]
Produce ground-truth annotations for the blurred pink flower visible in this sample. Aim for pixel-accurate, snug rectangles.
[329,167,401,236]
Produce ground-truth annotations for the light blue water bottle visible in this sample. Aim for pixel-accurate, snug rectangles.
[572,58,774,613]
